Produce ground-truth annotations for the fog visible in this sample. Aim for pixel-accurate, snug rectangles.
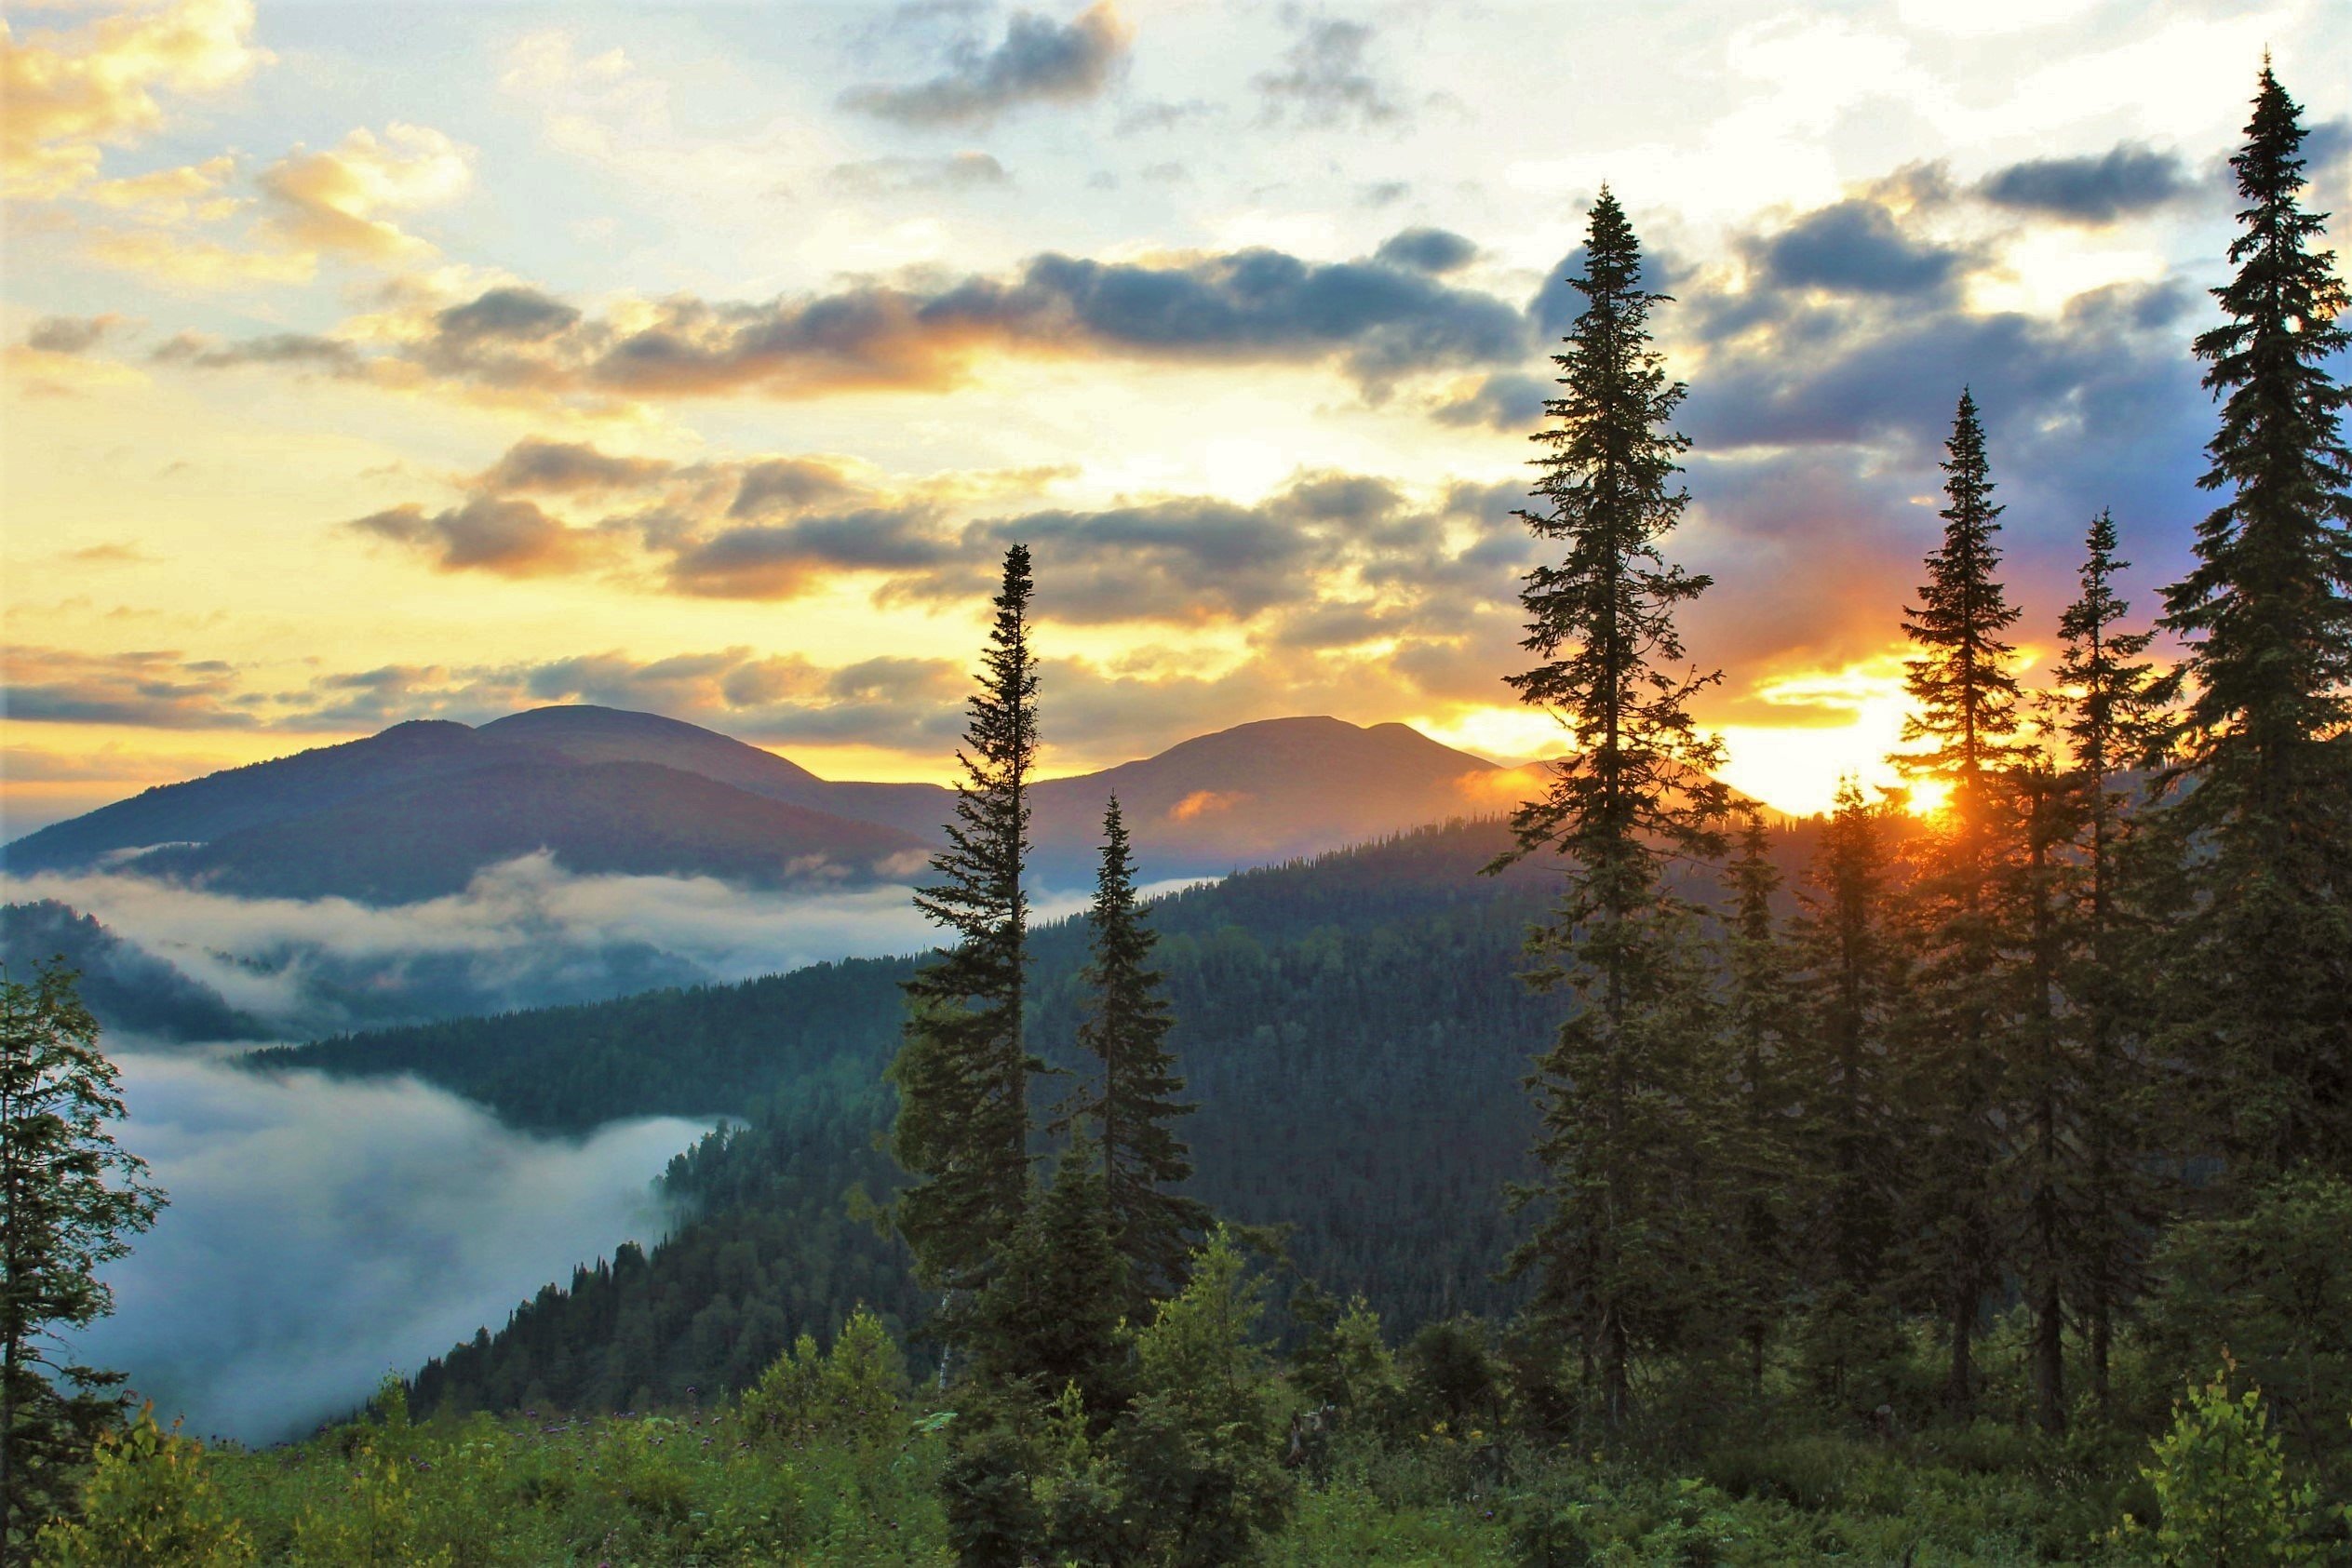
[3,852,941,1037]
[4,852,1207,1040]
[68,1052,713,1445]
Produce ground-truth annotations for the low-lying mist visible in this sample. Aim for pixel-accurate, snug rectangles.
[3,852,941,1038]
[69,1051,714,1445]
[4,852,1208,1041]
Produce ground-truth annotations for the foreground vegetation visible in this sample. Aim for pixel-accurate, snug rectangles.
[38,1285,2352,1566]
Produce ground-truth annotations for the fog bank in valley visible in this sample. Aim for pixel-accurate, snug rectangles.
[70,1052,714,1444]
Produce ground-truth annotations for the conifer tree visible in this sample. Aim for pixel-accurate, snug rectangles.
[1896,389,2026,1417]
[970,1140,1130,1416]
[1,962,164,1562]
[2156,63,2352,1176]
[1066,798,1211,1307]
[1996,745,2077,1434]
[1492,188,1728,1430]
[2054,509,2163,1404]
[1786,782,1906,1408]
[1720,810,1795,1396]
[891,545,1042,1304]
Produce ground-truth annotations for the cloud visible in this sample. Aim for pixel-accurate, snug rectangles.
[843,2,1131,127]
[434,285,582,344]
[827,152,1011,194]
[164,241,1536,409]
[83,153,238,222]
[349,496,611,577]
[1,645,256,729]
[152,328,360,370]
[70,1052,701,1443]
[24,314,124,355]
[0,0,271,200]
[256,122,473,260]
[1255,16,1404,128]
[1374,226,1476,274]
[1977,143,2191,223]
[477,436,673,495]
[1747,197,1968,297]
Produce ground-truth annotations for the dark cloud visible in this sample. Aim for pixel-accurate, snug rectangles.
[1359,180,1410,208]
[151,331,362,373]
[1431,370,1547,431]
[348,497,605,576]
[728,458,862,516]
[827,153,1012,194]
[667,508,951,599]
[385,245,1534,401]
[25,315,120,355]
[843,2,1130,127]
[477,438,674,495]
[1978,144,2190,222]
[435,287,582,344]
[1255,17,1404,128]
[0,647,257,730]
[1375,227,1476,274]
[1749,199,1966,297]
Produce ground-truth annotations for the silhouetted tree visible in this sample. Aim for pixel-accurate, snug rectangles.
[1896,390,2027,1418]
[1064,798,1211,1307]
[2157,63,2352,1177]
[1492,187,1728,1430]
[893,545,1042,1311]
[1787,782,1907,1409]
[2053,508,2164,1406]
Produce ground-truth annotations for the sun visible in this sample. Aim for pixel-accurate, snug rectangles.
[1902,776,1955,818]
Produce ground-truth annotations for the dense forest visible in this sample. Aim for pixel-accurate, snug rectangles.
[11,61,2352,1568]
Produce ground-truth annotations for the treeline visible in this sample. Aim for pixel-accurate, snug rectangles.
[1451,64,2352,1454]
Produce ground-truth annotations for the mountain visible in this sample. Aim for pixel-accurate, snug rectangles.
[477,705,954,840]
[1028,715,1525,881]
[5,706,1516,902]
[124,759,931,903]
[4,720,519,874]
[0,900,267,1042]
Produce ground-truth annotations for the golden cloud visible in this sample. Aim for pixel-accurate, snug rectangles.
[257,123,473,261]
[1,0,270,199]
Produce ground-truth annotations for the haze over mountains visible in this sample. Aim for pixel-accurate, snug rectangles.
[5,704,1521,899]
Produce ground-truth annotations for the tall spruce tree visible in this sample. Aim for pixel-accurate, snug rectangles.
[1492,188,1728,1430]
[2156,63,2352,1176]
[1896,389,2026,1418]
[891,545,1042,1306]
[1787,781,1907,1410]
[1065,798,1211,1309]
[2054,509,2163,1405]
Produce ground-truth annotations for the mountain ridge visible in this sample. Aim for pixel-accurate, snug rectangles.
[7,706,1518,900]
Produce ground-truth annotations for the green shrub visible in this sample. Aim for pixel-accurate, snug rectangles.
[2127,1360,2318,1565]
[738,1303,910,1455]
[34,1405,254,1568]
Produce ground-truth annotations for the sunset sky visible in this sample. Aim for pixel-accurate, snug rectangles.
[5,0,2347,834]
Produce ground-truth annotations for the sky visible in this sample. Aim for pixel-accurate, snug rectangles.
[4,0,2348,829]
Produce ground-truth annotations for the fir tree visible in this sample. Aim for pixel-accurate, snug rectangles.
[970,1140,1130,1417]
[1,962,165,1562]
[1065,798,1212,1308]
[2054,509,2164,1406]
[892,545,1042,1305]
[1787,782,1906,1409]
[1492,188,1728,1430]
[1896,390,2027,1418]
[2157,63,2352,1176]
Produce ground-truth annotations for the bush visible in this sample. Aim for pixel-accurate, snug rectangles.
[738,1303,910,1455]
[2128,1360,2319,1565]
[34,1405,253,1568]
